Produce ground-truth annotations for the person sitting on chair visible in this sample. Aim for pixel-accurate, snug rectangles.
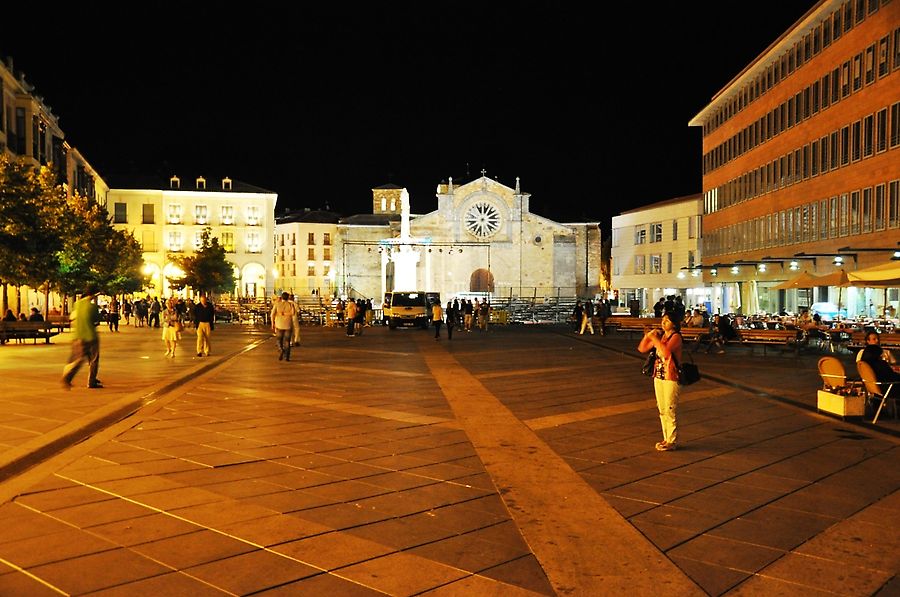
[856,331,897,365]
[860,343,900,384]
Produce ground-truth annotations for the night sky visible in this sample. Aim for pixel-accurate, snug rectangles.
[2,2,814,229]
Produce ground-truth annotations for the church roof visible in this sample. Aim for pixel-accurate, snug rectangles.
[372,183,403,190]
[340,214,400,226]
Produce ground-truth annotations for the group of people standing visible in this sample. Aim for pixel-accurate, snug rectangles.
[572,298,613,336]
[432,298,491,339]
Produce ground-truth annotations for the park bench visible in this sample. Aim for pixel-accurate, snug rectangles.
[47,315,71,333]
[737,328,802,355]
[0,321,61,344]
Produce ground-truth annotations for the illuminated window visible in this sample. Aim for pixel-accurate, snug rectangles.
[167,204,182,224]
[308,232,315,244]
[167,231,183,251]
[324,248,331,261]
[634,255,646,274]
[193,231,203,250]
[246,206,260,226]
[194,205,208,225]
[307,265,315,276]
[221,205,234,225]
[634,226,646,245]
[246,232,261,253]
[221,232,234,253]
[650,254,662,274]
[308,248,315,260]
[649,223,662,243]
[323,233,331,246]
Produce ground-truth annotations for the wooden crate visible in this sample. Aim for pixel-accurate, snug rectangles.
[817,390,865,419]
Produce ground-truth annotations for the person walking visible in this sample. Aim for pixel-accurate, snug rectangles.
[580,299,595,335]
[464,299,474,332]
[149,297,161,328]
[271,292,296,361]
[637,313,683,452]
[61,285,103,389]
[572,301,583,333]
[161,297,182,358]
[290,294,301,347]
[432,301,444,340]
[193,293,216,356]
[445,301,457,340]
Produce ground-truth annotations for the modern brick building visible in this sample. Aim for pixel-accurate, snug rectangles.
[690,0,899,316]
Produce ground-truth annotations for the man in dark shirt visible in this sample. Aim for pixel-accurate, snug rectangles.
[193,294,216,356]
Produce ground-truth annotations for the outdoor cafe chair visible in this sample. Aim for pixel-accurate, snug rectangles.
[817,357,861,395]
[856,360,897,424]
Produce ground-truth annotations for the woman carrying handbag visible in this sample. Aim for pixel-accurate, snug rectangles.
[637,313,683,452]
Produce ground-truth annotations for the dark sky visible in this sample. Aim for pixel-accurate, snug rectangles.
[2,2,814,229]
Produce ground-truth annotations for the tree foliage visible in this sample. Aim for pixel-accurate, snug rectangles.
[0,154,145,297]
[169,228,236,296]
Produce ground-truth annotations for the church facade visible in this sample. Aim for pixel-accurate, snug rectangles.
[335,176,602,303]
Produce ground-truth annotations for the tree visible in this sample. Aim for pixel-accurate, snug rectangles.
[169,228,236,296]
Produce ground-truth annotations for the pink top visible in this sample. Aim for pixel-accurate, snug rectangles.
[638,331,683,382]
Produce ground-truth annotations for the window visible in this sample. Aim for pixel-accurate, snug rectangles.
[193,231,204,250]
[308,248,315,260]
[850,190,861,235]
[307,265,316,276]
[167,231,183,251]
[830,196,839,238]
[853,53,862,91]
[688,250,696,269]
[650,223,662,242]
[667,252,673,274]
[649,254,662,274]
[851,120,861,161]
[889,181,900,228]
[841,60,851,97]
[221,232,234,252]
[194,205,208,225]
[891,102,900,148]
[634,255,646,275]
[876,108,887,152]
[246,206,260,226]
[820,199,828,239]
[672,220,678,241]
[634,226,646,245]
[840,126,850,165]
[874,181,886,229]
[113,203,127,224]
[878,35,890,77]
[167,203,182,224]
[141,230,156,252]
[863,114,874,157]
[221,205,234,225]
[324,248,331,261]
[323,233,331,245]
[142,204,154,224]
[840,193,849,236]
[246,232,261,253]
[864,44,876,85]
[308,232,315,244]
[688,216,697,238]
[862,187,873,233]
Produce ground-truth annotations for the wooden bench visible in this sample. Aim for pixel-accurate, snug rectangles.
[47,315,71,333]
[0,321,61,344]
[609,317,662,338]
[737,328,802,355]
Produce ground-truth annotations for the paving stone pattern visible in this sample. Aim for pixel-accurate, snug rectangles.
[0,322,897,595]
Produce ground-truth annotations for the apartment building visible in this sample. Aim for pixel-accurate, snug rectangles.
[690,0,900,316]
[611,195,705,314]
[107,175,278,299]
[274,209,341,297]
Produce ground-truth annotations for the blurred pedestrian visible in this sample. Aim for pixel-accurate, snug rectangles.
[61,285,102,389]
[272,292,297,361]
[193,294,215,356]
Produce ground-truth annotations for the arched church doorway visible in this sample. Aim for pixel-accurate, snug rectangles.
[469,269,494,293]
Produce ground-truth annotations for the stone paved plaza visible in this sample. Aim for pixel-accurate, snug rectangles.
[0,321,897,595]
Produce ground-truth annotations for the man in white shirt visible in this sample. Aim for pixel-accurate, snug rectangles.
[271,292,297,361]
